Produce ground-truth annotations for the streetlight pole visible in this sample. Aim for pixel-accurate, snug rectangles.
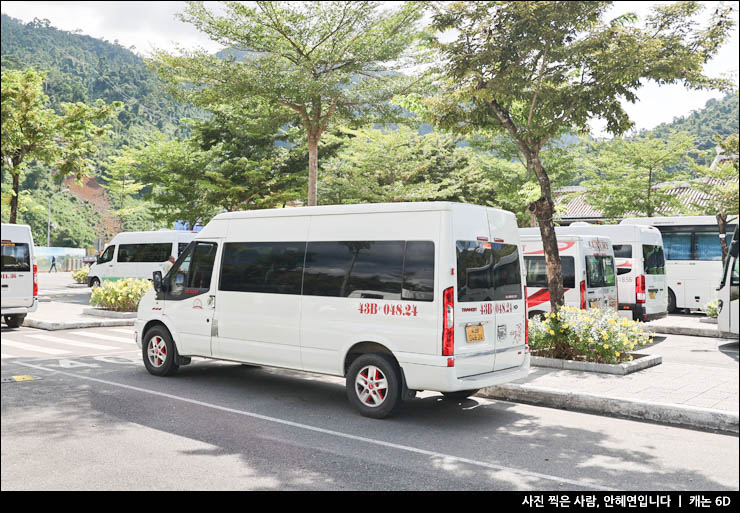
[47,187,70,247]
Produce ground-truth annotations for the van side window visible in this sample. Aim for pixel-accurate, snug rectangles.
[402,241,435,302]
[220,242,305,295]
[167,242,217,299]
[612,244,632,258]
[524,256,575,289]
[303,241,404,299]
[118,243,172,263]
[99,245,115,264]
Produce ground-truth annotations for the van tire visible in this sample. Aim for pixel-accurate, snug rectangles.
[142,326,179,377]
[667,289,677,314]
[346,353,402,419]
[442,389,480,401]
[89,277,101,288]
[4,314,25,329]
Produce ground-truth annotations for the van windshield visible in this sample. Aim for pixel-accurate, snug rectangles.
[585,256,616,288]
[456,241,522,302]
[1,242,30,272]
[642,245,666,275]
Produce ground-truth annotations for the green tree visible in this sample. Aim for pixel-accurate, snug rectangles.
[415,1,735,322]
[152,1,426,206]
[688,133,740,262]
[1,68,121,223]
[582,132,696,218]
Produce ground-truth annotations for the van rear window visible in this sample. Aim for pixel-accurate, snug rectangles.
[642,245,665,275]
[456,241,522,302]
[586,256,616,288]
[1,242,30,272]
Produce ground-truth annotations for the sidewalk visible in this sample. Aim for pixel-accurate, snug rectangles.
[23,301,135,330]
[480,333,739,434]
[644,313,727,338]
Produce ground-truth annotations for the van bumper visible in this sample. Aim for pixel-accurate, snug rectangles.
[1,298,38,315]
[399,353,531,393]
[620,303,668,322]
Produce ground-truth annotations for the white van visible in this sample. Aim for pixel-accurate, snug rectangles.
[543,223,667,321]
[518,230,618,318]
[1,224,38,328]
[88,230,196,287]
[135,202,530,418]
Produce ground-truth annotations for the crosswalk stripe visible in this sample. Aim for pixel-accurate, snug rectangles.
[1,340,72,355]
[72,332,134,344]
[1,353,18,359]
[108,328,134,335]
[27,334,118,351]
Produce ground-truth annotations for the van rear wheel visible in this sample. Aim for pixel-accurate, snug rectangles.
[3,314,25,328]
[346,353,402,419]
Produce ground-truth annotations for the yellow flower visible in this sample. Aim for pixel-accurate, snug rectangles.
[615,352,620,357]
[549,330,555,335]
[603,344,610,349]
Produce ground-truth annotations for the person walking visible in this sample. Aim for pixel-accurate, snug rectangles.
[49,255,58,272]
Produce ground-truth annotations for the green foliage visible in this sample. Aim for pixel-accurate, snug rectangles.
[528,307,655,363]
[90,278,152,312]
[704,299,719,318]
[581,132,697,218]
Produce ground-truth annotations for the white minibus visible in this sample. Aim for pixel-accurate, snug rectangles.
[135,202,530,418]
[1,224,38,328]
[518,230,618,318]
[620,216,738,313]
[717,225,738,337]
[545,223,667,321]
[88,230,196,287]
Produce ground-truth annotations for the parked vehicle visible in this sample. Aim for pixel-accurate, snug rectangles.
[518,229,618,318]
[1,224,38,328]
[620,215,738,313]
[88,230,196,287]
[717,225,739,337]
[541,223,667,321]
[135,202,530,418]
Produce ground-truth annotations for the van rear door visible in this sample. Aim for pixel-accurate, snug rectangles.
[1,240,34,308]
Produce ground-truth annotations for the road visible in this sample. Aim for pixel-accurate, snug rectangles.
[1,326,738,491]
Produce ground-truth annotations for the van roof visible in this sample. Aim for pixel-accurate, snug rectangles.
[212,202,509,220]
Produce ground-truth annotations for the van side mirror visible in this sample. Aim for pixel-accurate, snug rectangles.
[152,271,163,293]
[730,240,739,258]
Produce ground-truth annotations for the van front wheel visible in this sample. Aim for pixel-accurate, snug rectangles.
[346,353,402,419]
[142,326,179,377]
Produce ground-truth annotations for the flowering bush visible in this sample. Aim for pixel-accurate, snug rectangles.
[528,306,654,364]
[72,267,89,284]
[704,300,719,319]
[90,278,152,312]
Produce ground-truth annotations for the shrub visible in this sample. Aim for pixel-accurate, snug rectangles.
[90,278,152,312]
[704,300,719,319]
[72,267,89,284]
[528,306,654,364]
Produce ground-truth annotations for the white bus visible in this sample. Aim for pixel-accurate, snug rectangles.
[135,202,530,418]
[620,216,738,313]
[717,225,738,337]
[546,223,667,321]
[518,230,618,318]
[88,230,196,287]
[1,224,38,328]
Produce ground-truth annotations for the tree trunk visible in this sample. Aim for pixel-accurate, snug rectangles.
[307,131,319,206]
[10,172,20,224]
[717,213,728,264]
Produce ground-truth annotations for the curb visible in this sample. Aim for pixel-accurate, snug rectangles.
[23,317,135,330]
[532,353,662,375]
[478,384,739,435]
[82,308,137,319]
[645,325,724,338]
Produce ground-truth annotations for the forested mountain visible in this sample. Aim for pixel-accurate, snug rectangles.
[1,14,200,143]
[643,93,738,164]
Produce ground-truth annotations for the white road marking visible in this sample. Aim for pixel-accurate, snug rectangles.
[1,341,72,355]
[27,334,118,351]
[72,332,134,344]
[11,360,615,491]
[108,328,134,335]
[1,353,18,359]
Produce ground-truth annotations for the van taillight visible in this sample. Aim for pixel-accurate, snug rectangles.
[524,286,529,348]
[442,286,454,357]
[33,264,38,298]
[580,280,587,310]
[636,274,646,303]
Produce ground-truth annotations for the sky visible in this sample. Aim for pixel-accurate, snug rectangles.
[2,1,738,138]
